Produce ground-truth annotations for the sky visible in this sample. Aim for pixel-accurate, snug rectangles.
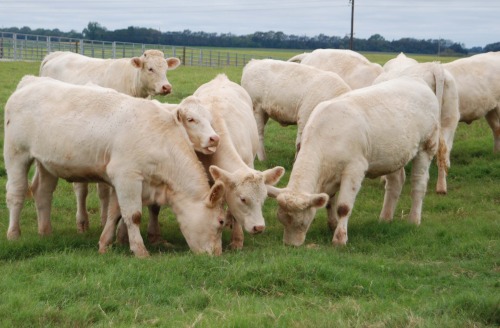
[1,0,499,48]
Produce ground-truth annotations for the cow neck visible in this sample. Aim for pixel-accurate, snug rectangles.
[151,108,211,202]
[207,106,250,174]
[131,68,147,98]
[287,149,325,195]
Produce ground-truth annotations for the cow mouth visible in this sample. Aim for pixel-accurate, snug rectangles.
[204,146,217,154]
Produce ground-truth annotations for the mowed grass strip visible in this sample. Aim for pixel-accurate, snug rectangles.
[0,50,498,327]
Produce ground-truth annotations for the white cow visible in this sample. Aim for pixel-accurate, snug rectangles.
[241,59,351,160]
[374,56,460,194]
[268,76,442,247]
[38,50,191,233]
[40,50,181,97]
[288,49,383,89]
[443,52,500,152]
[4,76,226,258]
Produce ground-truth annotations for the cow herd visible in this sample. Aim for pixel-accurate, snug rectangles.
[3,49,500,257]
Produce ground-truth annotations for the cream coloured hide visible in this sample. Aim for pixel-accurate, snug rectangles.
[241,58,351,160]
[443,52,500,153]
[288,49,383,89]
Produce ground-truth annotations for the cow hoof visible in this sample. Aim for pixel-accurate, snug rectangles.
[7,230,21,240]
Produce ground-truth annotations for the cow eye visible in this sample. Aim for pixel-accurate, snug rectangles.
[148,67,154,72]
[240,197,246,203]
[187,117,195,122]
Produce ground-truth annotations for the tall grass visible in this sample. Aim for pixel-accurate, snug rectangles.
[0,51,498,327]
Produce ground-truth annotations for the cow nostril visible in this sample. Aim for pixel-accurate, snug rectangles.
[253,225,265,234]
[210,135,220,144]
[162,85,171,93]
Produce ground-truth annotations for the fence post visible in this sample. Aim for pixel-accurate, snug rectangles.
[182,47,186,65]
[13,33,19,60]
[79,39,84,55]
[47,35,51,55]
[112,41,116,59]
[199,49,203,66]
[0,37,3,59]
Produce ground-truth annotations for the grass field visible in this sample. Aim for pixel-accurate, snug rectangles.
[0,51,498,327]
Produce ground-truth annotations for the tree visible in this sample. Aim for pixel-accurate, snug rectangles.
[82,22,107,40]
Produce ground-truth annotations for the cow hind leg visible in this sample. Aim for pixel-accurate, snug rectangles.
[254,105,269,161]
[73,182,90,233]
[97,182,111,227]
[5,153,32,240]
[379,167,406,222]
[408,151,434,225]
[485,107,500,153]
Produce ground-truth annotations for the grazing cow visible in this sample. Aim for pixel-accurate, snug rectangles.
[374,58,460,194]
[288,49,383,89]
[241,59,351,160]
[267,77,442,247]
[443,52,500,152]
[40,50,181,97]
[4,76,226,258]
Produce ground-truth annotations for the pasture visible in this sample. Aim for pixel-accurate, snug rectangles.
[0,51,498,327]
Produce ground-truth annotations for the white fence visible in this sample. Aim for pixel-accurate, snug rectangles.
[0,31,271,67]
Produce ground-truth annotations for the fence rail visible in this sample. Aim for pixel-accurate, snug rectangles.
[0,31,271,67]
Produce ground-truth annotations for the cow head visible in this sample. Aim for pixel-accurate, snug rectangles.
[209,165,285,234]
[131,50,181,97]
[178,181,226,255]
[173,96,220,154]
[267,187,328,246]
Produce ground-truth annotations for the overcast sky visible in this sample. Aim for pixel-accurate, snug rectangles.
[1,0,498,48]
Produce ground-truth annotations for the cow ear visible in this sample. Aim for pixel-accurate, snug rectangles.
[266,185,283,198]
[262,166,285,186]
[207,180,225,207]
[209,165,233,186]
[173,107,183,124]
[131,57,142,68]
[309,193,329,208]
[166,57,181,70]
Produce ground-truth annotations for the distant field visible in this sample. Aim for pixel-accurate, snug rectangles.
[0,51,498,327]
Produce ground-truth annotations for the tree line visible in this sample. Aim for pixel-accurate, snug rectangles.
[3,22,500,55]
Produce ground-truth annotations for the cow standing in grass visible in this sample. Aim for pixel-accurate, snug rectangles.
[37,50,186,232]
[268,77,442,247]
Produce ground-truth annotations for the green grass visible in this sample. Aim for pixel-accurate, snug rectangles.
[0,52,498,327]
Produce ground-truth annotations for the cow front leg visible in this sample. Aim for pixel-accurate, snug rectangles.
[227,212,244,250]
[32,163,58,236]
[254,105,269,161]
[98,190,121,254]
[332,166,364,246]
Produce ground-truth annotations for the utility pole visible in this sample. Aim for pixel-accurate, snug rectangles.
[349,0,355,50]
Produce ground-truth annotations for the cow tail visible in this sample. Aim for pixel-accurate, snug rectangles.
[432,62,448,175]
